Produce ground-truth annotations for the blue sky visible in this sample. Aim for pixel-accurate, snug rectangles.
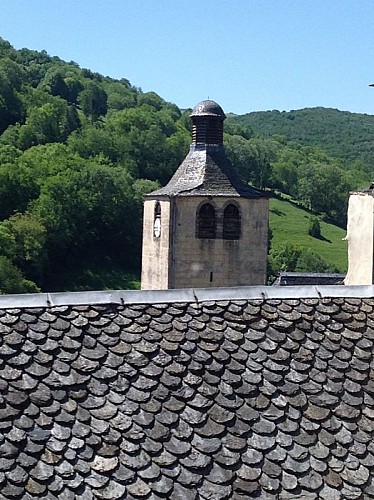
[1,0,374,115]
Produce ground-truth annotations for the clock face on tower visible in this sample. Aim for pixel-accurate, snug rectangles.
[153,217,161,238]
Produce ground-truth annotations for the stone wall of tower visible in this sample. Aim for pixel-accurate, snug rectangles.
[170,196,269,288]
[141,199,171,290]
[345,191,374,285]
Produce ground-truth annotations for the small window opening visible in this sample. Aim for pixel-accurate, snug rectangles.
[197,203,216,239]
[223,204,241,240]
[153,202,161,238]
[154,202,161,218]
[210,272,213,282]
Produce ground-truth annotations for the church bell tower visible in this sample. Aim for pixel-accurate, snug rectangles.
[141,100,269,290]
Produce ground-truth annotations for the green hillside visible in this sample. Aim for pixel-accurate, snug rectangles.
[228,107,374,172]
[269,197,347,273]
[0,37,363,292]
[0,37,192,292]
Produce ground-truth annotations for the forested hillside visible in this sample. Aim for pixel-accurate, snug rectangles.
[0,38,371,292]
[0,38,191,292]
[228,107,374,170]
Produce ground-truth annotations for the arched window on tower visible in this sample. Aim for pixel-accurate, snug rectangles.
[153,201,161,238]
[223,203,241,240]
[197,203,216,239]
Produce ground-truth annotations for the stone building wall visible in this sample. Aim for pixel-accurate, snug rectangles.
[345,191,374,285]
[141,199,171,289]
[171,196,269,288]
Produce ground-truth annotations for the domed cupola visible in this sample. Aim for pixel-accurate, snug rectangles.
[145,99,264,198]
[190,100,225,145]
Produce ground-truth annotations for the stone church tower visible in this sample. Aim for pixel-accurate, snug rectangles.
[141,100,268,290]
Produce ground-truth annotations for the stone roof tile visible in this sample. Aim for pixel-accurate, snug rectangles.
[0,290,372,497]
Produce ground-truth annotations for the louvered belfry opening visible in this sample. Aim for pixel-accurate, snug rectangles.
[223,203,241,240]
[192,117,223,145]
[197,203,216,239]
[190,100,225,146]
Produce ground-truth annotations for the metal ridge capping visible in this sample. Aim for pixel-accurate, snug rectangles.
[0,285,373,308]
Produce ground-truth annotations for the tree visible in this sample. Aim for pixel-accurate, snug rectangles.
[78,81,108,121]
[0,256,39,294]
[64,76,84,105]
[0,162,38,220]
[268,242,337,279]
[269,243,302,273]
[17,98,80,149]
[67,125,118,161]
[296,250,337,273]
[248,138,279,189]
[33,162,142,264]
[308,216,321,239]
[224,120,253,139]
[0,212,46,279]
[0,144,86,221]
[269,147,301,194]
[296,163,350,222]
[137,91,165,110]
[105,82,136,111]
[164,128,190,175]
[224,135,279,188]
[224,134,256,184]
[108,106,182,182]
[0,144,22,163]
[39,67,69,100]
[17,143,86,184]
[0,59,24,133]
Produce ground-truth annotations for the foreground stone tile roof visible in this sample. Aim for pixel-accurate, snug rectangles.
[0,285,373,499]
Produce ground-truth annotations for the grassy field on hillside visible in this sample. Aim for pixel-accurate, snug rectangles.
[269,197,348,272]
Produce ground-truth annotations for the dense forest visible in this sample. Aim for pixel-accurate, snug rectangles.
[229,107,374,169]
[0,38,371,292]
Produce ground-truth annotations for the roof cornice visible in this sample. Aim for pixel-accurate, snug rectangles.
[0,285,373,309]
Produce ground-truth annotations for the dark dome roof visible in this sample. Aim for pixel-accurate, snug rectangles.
[190,100,226,118]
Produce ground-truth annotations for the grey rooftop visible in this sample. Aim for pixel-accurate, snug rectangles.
[272,272,346,287]
[0,285,373,498]
[146,145,268,198]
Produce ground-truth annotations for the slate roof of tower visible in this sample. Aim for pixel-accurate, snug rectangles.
[146,145,265,198]
[147,99,265,199]
[0,285,373,499]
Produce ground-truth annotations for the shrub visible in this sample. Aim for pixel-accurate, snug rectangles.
[0,255,39,294]
[308,216,321,239]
